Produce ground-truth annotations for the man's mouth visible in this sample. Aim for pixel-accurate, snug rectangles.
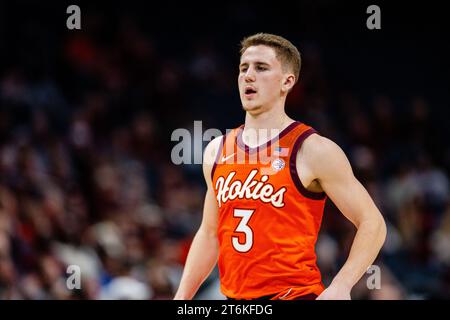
[244,87,257,97]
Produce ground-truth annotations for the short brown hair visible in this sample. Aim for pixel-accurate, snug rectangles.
[240,33,301,83]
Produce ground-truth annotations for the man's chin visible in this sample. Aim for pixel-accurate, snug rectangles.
[242,103,261,111]
[243,104,263,115]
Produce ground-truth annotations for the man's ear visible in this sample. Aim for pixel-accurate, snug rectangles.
[281,74,296,93]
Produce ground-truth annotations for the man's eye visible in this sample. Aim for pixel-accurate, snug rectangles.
[257,66,267,71]
[240,68,248,73]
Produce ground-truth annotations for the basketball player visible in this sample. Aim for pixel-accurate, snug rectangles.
[174,33,386,300]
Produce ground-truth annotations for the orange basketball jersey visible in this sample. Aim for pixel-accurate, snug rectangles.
[211,121,327,300]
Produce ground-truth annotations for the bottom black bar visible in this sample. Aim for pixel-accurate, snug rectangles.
[0,300,442,320]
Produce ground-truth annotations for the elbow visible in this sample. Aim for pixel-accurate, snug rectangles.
[198,223,218,241]
[376,214,387,248]
[358,213,387,248]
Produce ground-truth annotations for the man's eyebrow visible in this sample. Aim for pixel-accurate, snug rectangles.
[239,61,270,67]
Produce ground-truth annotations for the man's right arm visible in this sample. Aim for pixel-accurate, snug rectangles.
[173,136,222,300]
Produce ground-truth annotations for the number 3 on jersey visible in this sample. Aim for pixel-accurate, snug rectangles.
[232,209,255,253]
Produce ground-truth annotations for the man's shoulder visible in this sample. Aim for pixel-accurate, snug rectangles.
[299,133,346,165]
[205,135,224,150]
[203,124,243,160]
[301,132,337,155]
[203,135,224,167]
[300,133,351,176]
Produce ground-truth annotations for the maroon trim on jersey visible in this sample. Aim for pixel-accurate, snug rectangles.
[289,128,327,200]
[211,135,226,181]
[226,292,317,300]
[236,121,301,154]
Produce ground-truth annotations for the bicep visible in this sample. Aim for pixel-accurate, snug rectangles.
[200,188,219,236]
[322,170,378,227]
[199,136,222,235]
[310,138,381,227]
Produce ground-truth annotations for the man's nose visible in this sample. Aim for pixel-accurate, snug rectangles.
[244,68,255,82]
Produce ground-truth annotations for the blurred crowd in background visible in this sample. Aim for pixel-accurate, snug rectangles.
[0,2,449,299]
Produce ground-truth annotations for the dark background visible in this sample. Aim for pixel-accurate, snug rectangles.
[0,1,449,299]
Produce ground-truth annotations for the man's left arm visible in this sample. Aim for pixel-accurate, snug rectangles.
[304,135,387,300]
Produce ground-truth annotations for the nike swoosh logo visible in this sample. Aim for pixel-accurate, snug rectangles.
[221,153,236,163]
[278,288,292,300]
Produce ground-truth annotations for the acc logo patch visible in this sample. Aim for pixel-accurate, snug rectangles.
[271,158,285,172]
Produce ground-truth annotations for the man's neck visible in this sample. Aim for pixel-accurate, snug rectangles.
[243,104,295,147]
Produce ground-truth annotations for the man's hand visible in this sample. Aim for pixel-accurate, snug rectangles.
[315,283,351,300]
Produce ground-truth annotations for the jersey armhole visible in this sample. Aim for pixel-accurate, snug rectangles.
[210,135,225,181]
[289,128,327,200]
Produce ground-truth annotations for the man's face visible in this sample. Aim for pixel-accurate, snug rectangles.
[238,45,286,115]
